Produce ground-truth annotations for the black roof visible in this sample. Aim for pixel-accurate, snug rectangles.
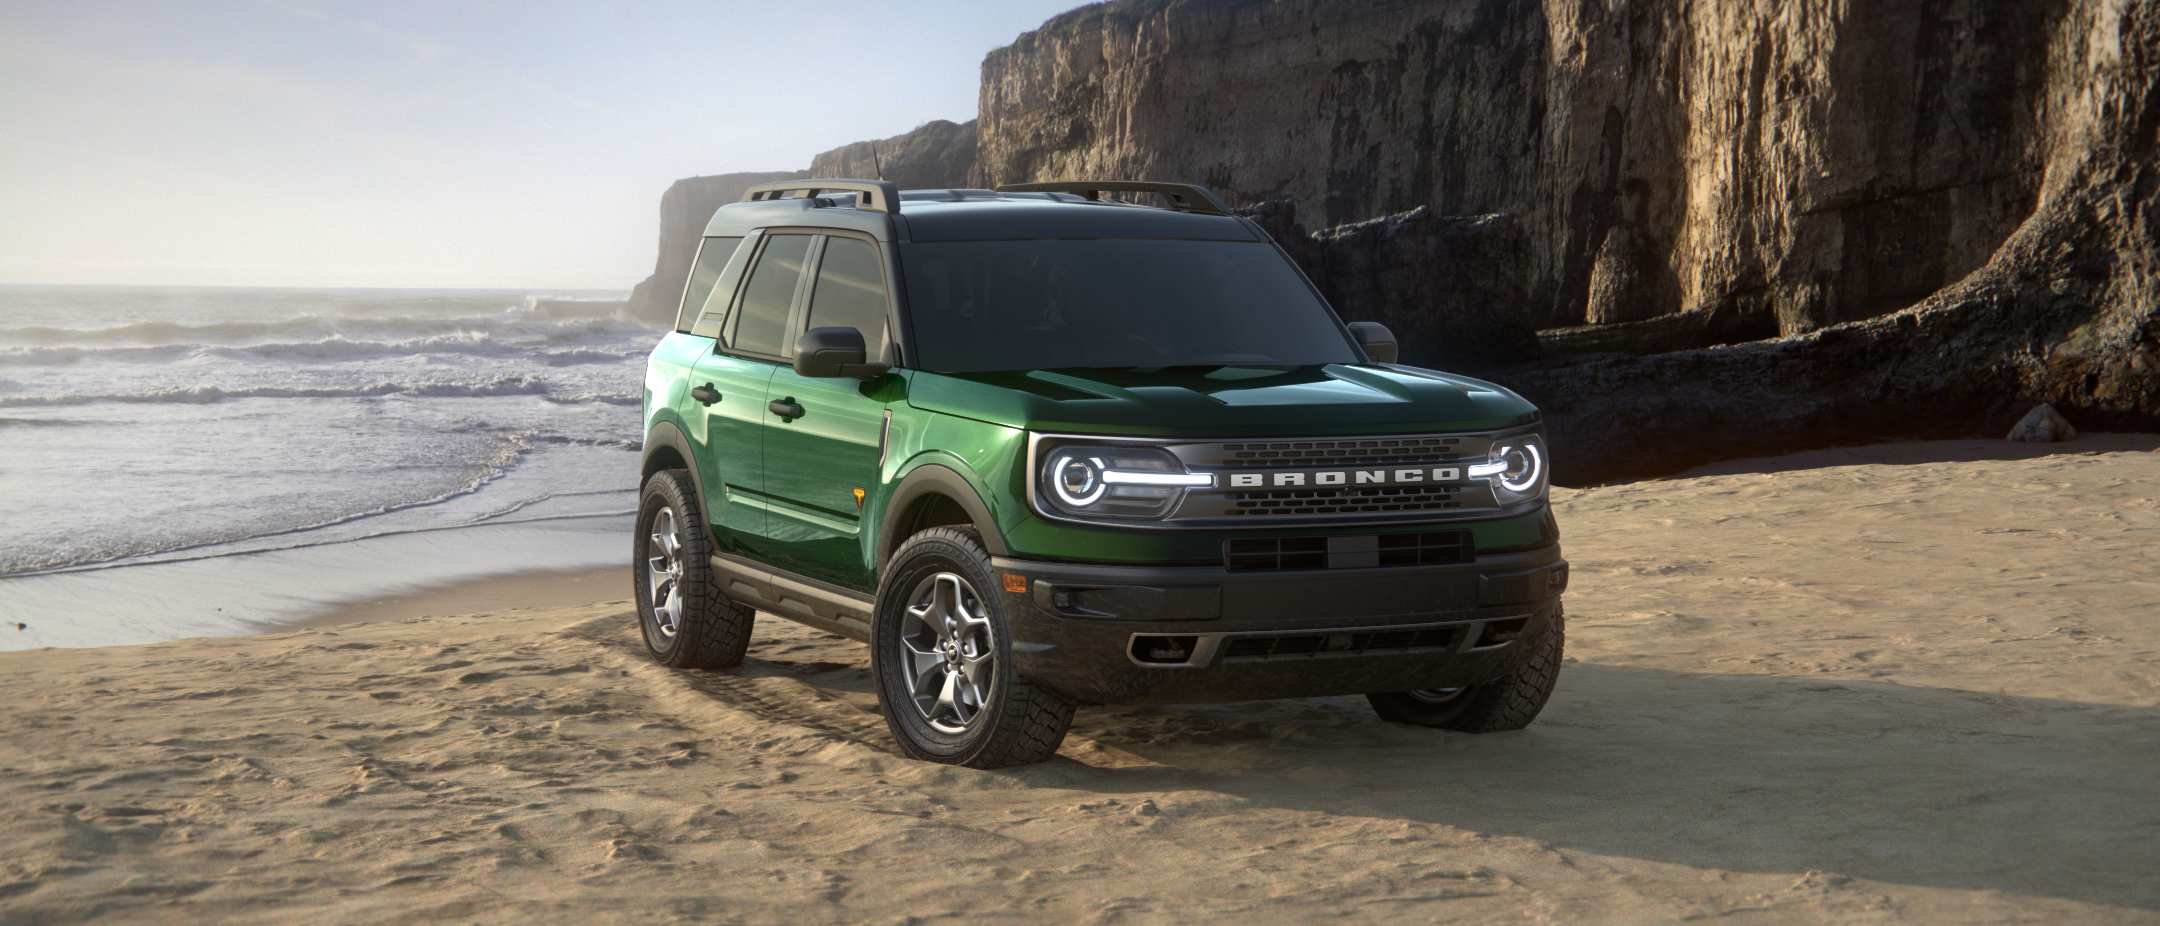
[894,193,1260,242]
[706,182,1262,243]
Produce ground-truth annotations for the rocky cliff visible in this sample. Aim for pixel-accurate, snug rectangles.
[624,122,978,326]
[623,170,803,325]
[980,0,2066,336]
[806,120,979,190]
[1509,0,2160,481]
[982,0,2158,480]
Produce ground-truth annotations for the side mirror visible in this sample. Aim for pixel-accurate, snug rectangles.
[793,326,889,379]
[1348,321,1398,364]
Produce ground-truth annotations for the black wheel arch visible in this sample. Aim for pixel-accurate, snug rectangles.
[641,419,710,506]
[878,462,1009,568]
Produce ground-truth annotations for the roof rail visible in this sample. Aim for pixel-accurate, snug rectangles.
[741,179,902,214]
[996,181,1230,215]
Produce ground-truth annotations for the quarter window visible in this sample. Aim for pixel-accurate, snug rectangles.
[729,234,811,357]
[676,236,741,333]
[806,237,890,361]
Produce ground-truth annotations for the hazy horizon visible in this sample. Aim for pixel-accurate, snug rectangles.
[0,0,1080,292]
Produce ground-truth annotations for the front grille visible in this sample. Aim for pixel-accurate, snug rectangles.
[1218,436,1470,469]
[1224,483,1468,517]
[1225,537,1328,571]
[1225,531,1472,571]
[1220,625,1465,661]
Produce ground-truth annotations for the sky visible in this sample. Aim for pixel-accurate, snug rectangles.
[0,0,1083,291]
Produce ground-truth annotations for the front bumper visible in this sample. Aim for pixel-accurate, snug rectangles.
[990,544,1567,705]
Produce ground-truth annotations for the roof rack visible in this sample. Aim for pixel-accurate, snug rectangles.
[741,179,902,214]
[995,181,1230,215]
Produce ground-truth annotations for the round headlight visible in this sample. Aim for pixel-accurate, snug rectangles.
[1495,442,1543,493]
[1051,453,1107,507]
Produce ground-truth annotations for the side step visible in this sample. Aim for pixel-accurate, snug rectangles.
[708,554,875,641]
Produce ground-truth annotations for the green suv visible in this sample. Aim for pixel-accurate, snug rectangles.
[636,179,1568,767]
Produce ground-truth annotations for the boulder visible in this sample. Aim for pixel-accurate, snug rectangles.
[2007,405,2079,443]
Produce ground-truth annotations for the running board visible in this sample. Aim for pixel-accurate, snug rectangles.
[708,554,874,642]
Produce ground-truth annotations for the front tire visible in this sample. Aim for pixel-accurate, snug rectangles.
[1368,604,1564,731]
[872,527,1074,767]
[634,469,754,669]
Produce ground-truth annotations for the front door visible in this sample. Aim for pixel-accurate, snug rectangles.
[758,234,900,592]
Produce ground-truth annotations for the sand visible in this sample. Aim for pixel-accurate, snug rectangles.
[1,437,2155,923]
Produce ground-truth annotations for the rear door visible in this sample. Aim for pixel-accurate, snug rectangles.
[688,232,814,557]
[758,233,901,592]
[661,233,748,543]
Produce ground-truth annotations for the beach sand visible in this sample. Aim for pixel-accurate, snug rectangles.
[1,437,2155,923]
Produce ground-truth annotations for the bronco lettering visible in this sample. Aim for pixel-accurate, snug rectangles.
[1223,466,1465,489]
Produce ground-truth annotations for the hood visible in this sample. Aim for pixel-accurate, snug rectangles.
[906,364,1539,437]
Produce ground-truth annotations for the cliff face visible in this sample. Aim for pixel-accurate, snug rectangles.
[980,0,2156,479]
[979,0,2064,336]
[807,120,979,189]
[1245,202,1537,368]
[624,170,802,325]
[1508,0,2160,481]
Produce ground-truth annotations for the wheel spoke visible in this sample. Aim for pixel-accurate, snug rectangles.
[955,672,984,718]
[933,671,961,721]
[932,574,965,623]
[907,604,943,640]
[959,648,992,690]
[902,638,944,691]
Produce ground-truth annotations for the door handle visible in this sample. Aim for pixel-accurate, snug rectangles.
[768,397,805,421]
[690,383,721,406]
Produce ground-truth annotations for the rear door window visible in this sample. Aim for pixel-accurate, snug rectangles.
[728,234,812,358]
[805,237,890,361]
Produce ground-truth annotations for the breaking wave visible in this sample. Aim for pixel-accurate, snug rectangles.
[0,312,654,349]
[0,376,637,408]
[0,335,638,368]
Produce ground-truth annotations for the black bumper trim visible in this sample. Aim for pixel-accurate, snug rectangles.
[987,544,1567,704]
[991,544,1565,626]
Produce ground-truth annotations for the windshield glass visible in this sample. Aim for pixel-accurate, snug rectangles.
[898,240,1360,373]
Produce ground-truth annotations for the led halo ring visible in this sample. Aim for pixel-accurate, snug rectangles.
[1050,453,1108,507]
[1498,442,1544,493]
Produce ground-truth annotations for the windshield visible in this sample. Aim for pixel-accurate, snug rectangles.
[898,239,1361,373]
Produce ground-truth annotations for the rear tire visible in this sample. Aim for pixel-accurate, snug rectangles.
[634,469,754,670]
[1368,604,1564,731]
[872,527,1074,768]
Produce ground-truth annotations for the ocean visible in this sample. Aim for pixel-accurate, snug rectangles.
[0,285,652,648]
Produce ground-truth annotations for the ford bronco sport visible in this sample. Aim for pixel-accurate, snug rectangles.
[637,179,1567,767]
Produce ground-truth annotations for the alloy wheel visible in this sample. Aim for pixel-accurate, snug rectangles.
[898,572,996,734]
[645,506,686,638]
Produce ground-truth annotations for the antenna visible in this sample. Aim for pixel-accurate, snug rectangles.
[870,141,885,181]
